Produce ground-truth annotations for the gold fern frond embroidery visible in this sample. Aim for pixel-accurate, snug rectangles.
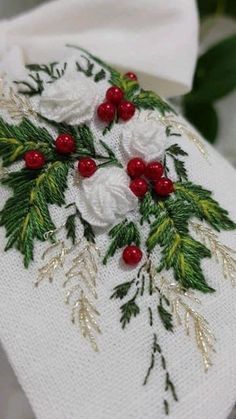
[35,237,101,351]
[64,242,101,351]
[74,290,101,352]
[64,242,99,297]
[0,83,37,120]
[157,276,216,371]
[160,115,208,159]
[0,161,9,179]
[35,240,71,286]
[190,221,236,286]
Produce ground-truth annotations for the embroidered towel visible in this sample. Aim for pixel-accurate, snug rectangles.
[1,2,236,419]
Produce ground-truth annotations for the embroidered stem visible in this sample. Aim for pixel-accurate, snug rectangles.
[143,332,178,416]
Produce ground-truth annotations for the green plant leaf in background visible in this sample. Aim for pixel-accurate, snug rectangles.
[185,35,236,103]
[184,102,218,144]
[197,0,236,18]
[183,34,236,143]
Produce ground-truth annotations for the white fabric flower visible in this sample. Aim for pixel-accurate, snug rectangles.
[76,167,138,227]
[38,74,98,125]
[121,116,166,162]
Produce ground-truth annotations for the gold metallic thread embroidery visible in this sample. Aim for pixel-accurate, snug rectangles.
[155,274,216,371]
[35,233,101,351]
[191,222,236,286]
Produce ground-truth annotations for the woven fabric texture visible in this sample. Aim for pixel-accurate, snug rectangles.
[0,50,236,419]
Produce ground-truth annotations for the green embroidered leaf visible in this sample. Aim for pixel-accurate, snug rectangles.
[170,157,188,181]
[102,119,115,136]
[166,143,188,180]
[0,118,55,166]
[120,297,140,329]
[146,199,213,293]
[76,56,94,77]
[139,192,158,224]
[166,144,188,157]
[103,220,141,264]
[110,73,139,101]
[0,161,69,267]
[64,206,95,244]
[94,68,106,82]
[175,182,236,231]
[14,73,44,96]
[76,124,95,155]
[111,279,135,300]
[66,44,139,99]
[158,303,174,332]
[65,213,77,244]
[15,62,67,96]
[67,44,120,82]
[77,209,95,243]
[26,62,67,80]
[98,140,122,168]
[166,126,182,137]
[132,89,175,115]
[99,140,116,159]
[39,161,69,206]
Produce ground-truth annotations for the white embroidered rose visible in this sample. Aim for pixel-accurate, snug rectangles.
[76,167,138,227]
[121,116,166,162]
[38,74,98,125]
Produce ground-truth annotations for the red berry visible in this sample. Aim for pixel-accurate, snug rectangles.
[97,102,116,122]
[130,178,148,198]
[122,245,143,265]
[55,134,76,154]
[118,101,135,121]
[124,72,138,81]
[106,86,124,105]
[78,158,97,178]
[127,158,146,178]
[24,150,45,169]
[144,161,164,181]
[154,177,174,197]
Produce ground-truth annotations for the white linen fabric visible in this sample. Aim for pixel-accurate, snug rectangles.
[2,2,236,419]
[0,52,236,419]
[0,0,198,97]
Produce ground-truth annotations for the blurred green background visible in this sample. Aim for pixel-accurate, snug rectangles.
[183,0,236,145]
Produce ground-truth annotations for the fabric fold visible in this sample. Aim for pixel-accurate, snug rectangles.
[0,0,198,96]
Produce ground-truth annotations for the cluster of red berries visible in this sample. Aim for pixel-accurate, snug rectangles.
[127,157,174,198]
[24,133,76,169]
[24,131,98,179]
[97,72,137,123]
[121,157,174,267]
